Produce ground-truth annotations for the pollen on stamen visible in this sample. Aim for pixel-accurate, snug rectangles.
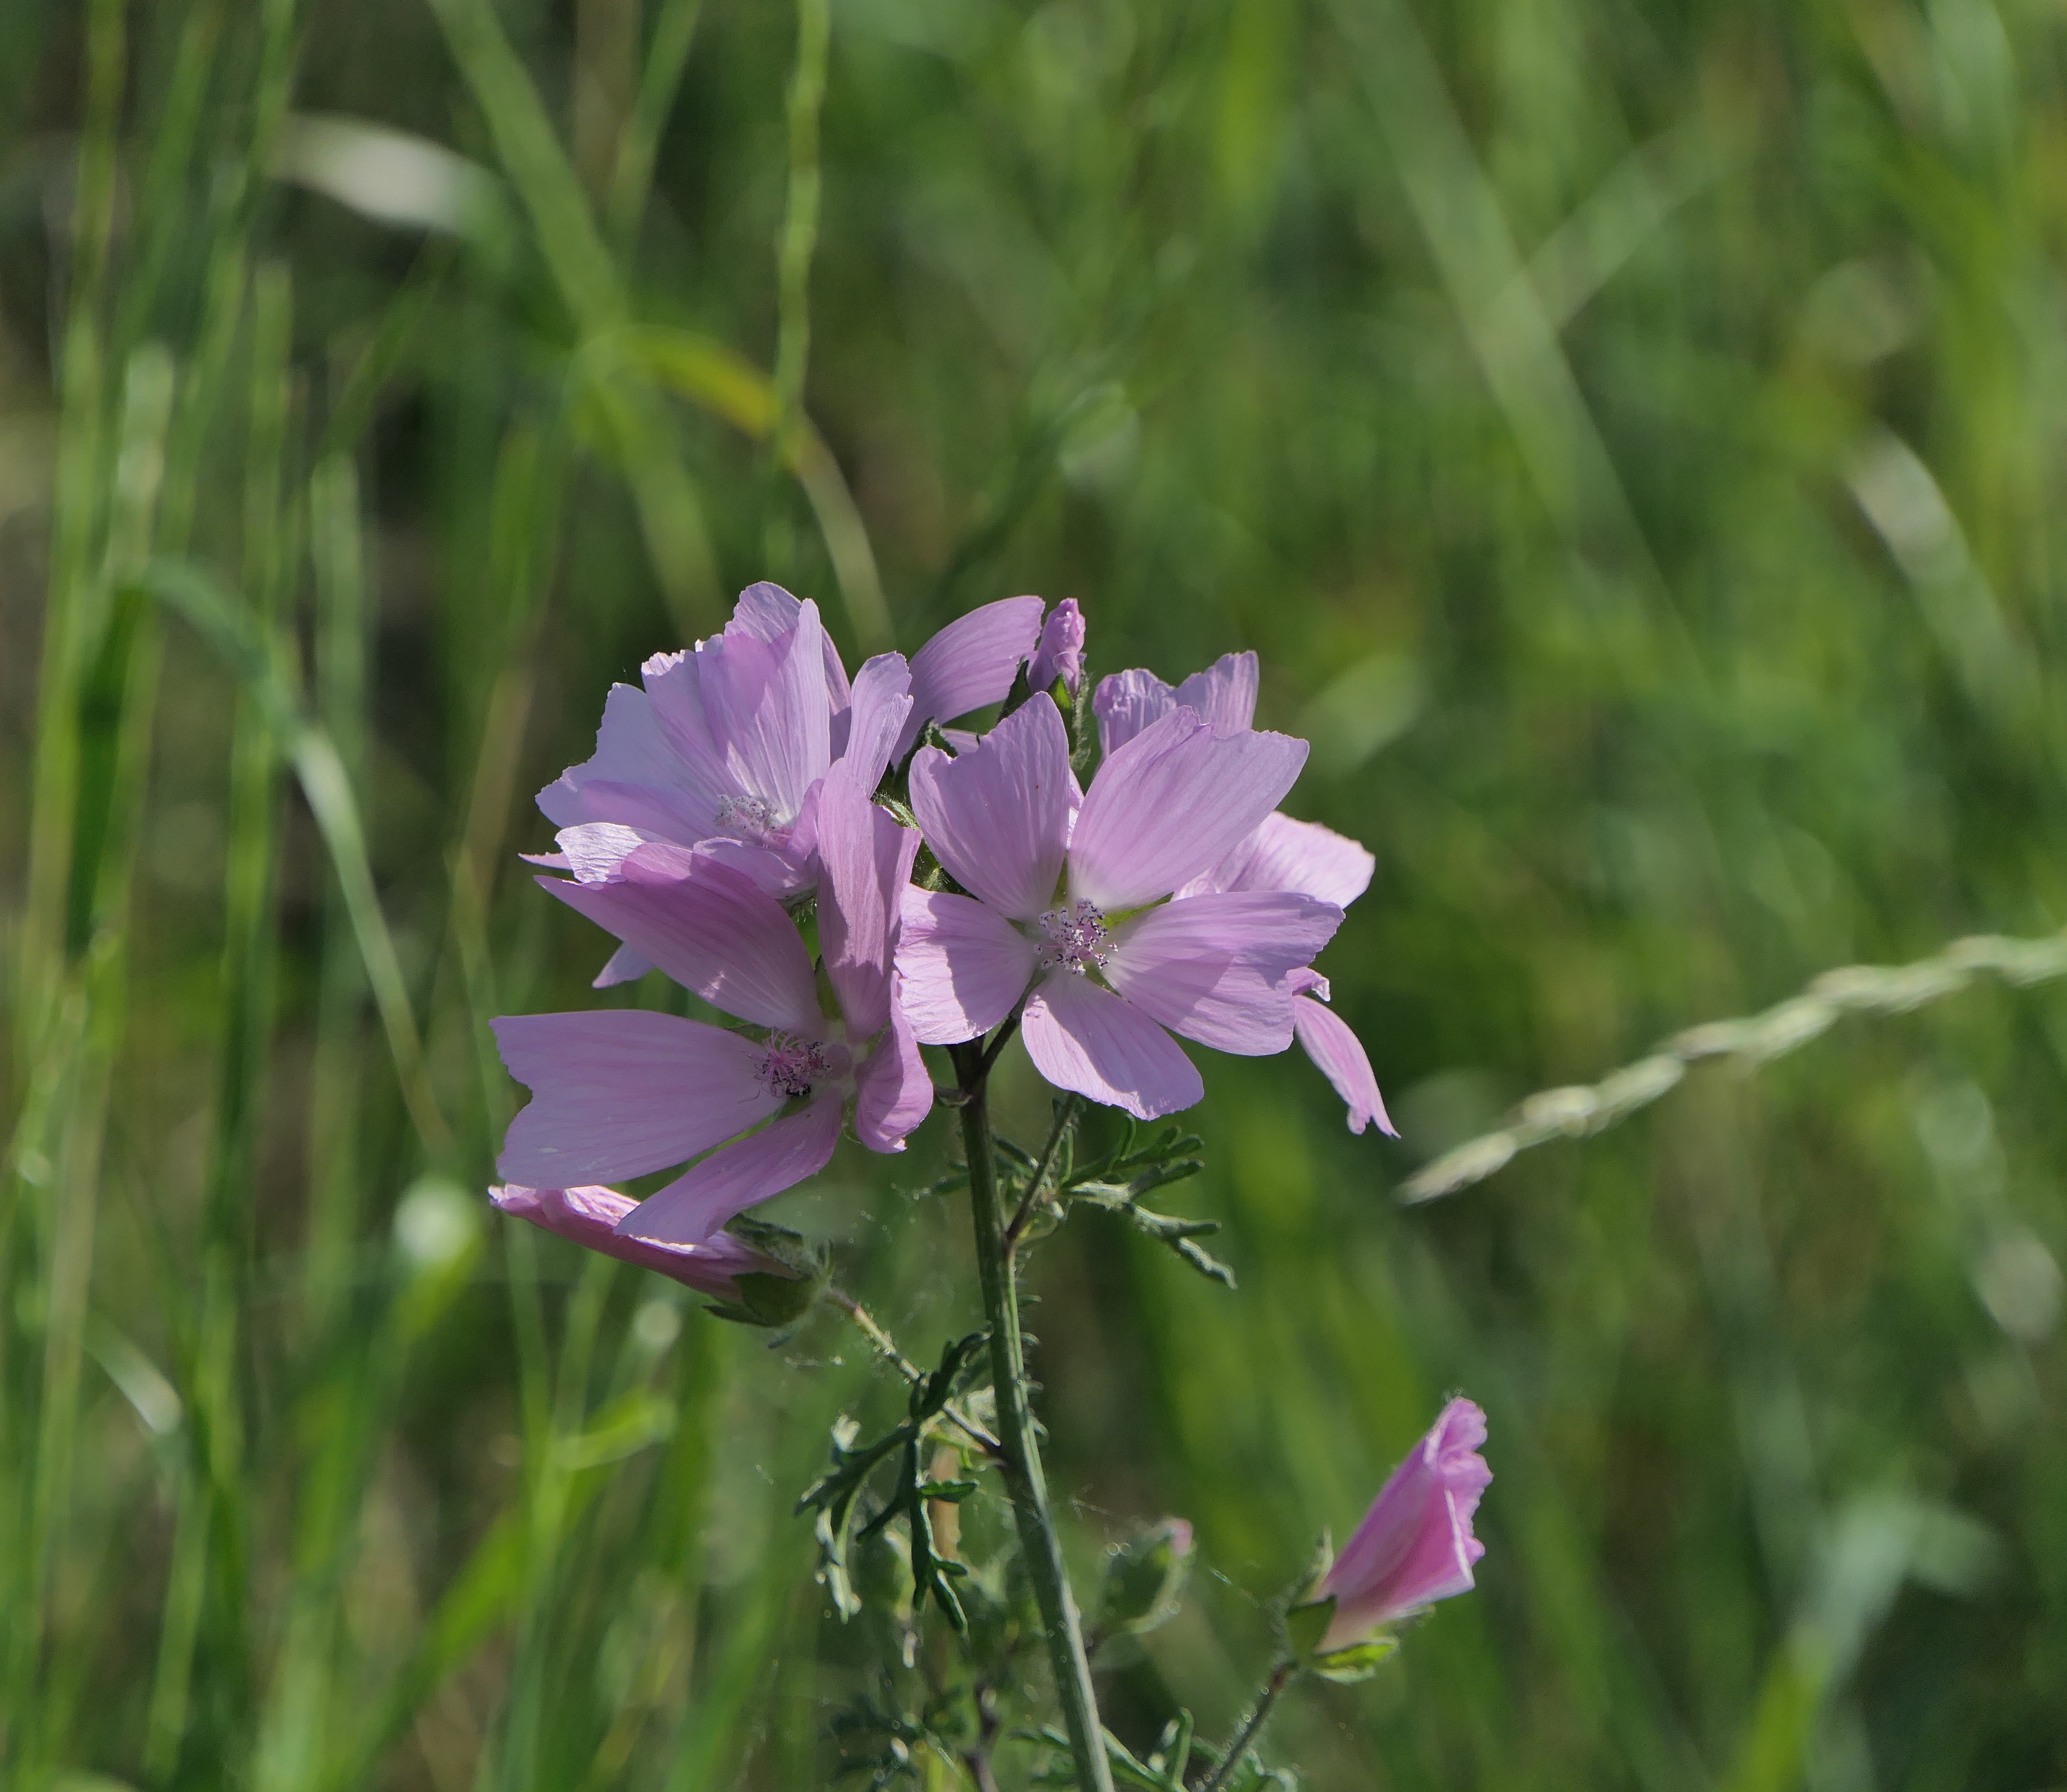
[1037,899,1110,975]
[757,1032,831,1099]
[716,793,776,839]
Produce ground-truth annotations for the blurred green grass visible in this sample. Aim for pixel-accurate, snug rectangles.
[3,0,2065,1785]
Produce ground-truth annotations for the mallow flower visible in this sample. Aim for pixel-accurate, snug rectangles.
[895,693,1342,1119]
[494,765,930,1244]
[489,1183,798,1303]
[890,594,1083,763]
[535,584,913,984]
[1309,1397,1490,1653]
[1094,652,1394,1136]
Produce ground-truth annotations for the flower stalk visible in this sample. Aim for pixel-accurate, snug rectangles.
[953,1038,1114,1792]
[1199,1660,1294,1792]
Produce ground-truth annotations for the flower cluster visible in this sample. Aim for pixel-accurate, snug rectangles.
[491,586,1392,1278]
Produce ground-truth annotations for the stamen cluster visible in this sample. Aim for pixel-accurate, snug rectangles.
[1037,899,1111,975]
[716,792,775,839]
[756,1031,833,1099]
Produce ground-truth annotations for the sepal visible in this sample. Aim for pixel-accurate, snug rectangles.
[701,1215,828,1328]
[1307,1636,1398,1683]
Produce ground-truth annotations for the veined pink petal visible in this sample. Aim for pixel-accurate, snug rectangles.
[1027,598,1085,695]
[684,836,807,899]
[617,1097,843,1244]
[841,653,914,792]
[908,695,1078,921]
[639,651,734,812]
[1184,811,1375,908]
[592,944,653,988]
[730,579,804,639]
[1318,1398,1490,1650]
[1069,709,1309,912]
[492,1184,792,1300]
[1020,972,1203,1119]
[892,595,1046,760]
[492,1010,780,1186]
[554,822,655,884]
[700,601,834,819]
[895,888,1040,1044]
[544,847,821,1032]
[817,766,921,1037]
[539,682,719,835]
[1293,993,1394,1136]
[1093,651,1258,754]
[1103,891,1342,1055]
[730,580,851,707]
[854,1003,933,1150]
[561,777,713,845]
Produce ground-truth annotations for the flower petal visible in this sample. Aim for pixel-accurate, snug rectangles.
[492,1010,780,1186]
[639,650,735,814]
[1183,811,1374,908]
[1069,710,1309,911]
[543,847,821,1032]
[698,599,834,819]
[1093,651,1257,754]
[592,943,652,988]
[908,694,1078,921]
[1103,891,1342,1055]
[818,765,922,1036]
[893,594,1046,760]
[730,580,850,707]
[895,888,1040,1044]
[538,682,718,837]
[492,1184,790,1300]
[854,1002,934,1150]
[617,1097,843,1244]
[554,821,655,883]
[1020,973,1203,1119]
[1293,993,1394,1135]
[839,652,914,792]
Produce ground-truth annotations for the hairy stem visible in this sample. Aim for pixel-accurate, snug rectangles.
[825,1287,1003,1458]
[1005,1092,1080,1253]
[953,1043,1113,1792]
[1200,1661,1295,1792]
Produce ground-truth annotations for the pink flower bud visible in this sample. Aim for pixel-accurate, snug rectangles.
[1027,597,1086,697]
[490,1184,798,1305]
[1313,1397,1489,1651]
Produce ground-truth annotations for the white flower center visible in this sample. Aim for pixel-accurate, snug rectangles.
[756,1032,832,1099]
[716,793,776,840]
[1037,899,1110,975]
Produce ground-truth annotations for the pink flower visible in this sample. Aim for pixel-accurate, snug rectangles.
[536,586,913,982]
[1093,653,1394,1136]
[491,1184,796,1303]
[890,595,1084,763]
[1027,597,1086,696]
[494,767,930,1244]
[895,693,1340,1119]
[1314,1398,1490,1652]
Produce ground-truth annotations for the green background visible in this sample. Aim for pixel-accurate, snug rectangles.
[2,0,2064,1784]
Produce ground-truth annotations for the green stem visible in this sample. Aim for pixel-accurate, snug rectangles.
[1005,1092,1080,1252]
[1199,1661,1295,1792]
[954,1043,1113,1792]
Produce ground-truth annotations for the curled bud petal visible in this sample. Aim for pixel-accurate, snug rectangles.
[1309,1398,1489,1652]
[1027,597,1087,697]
